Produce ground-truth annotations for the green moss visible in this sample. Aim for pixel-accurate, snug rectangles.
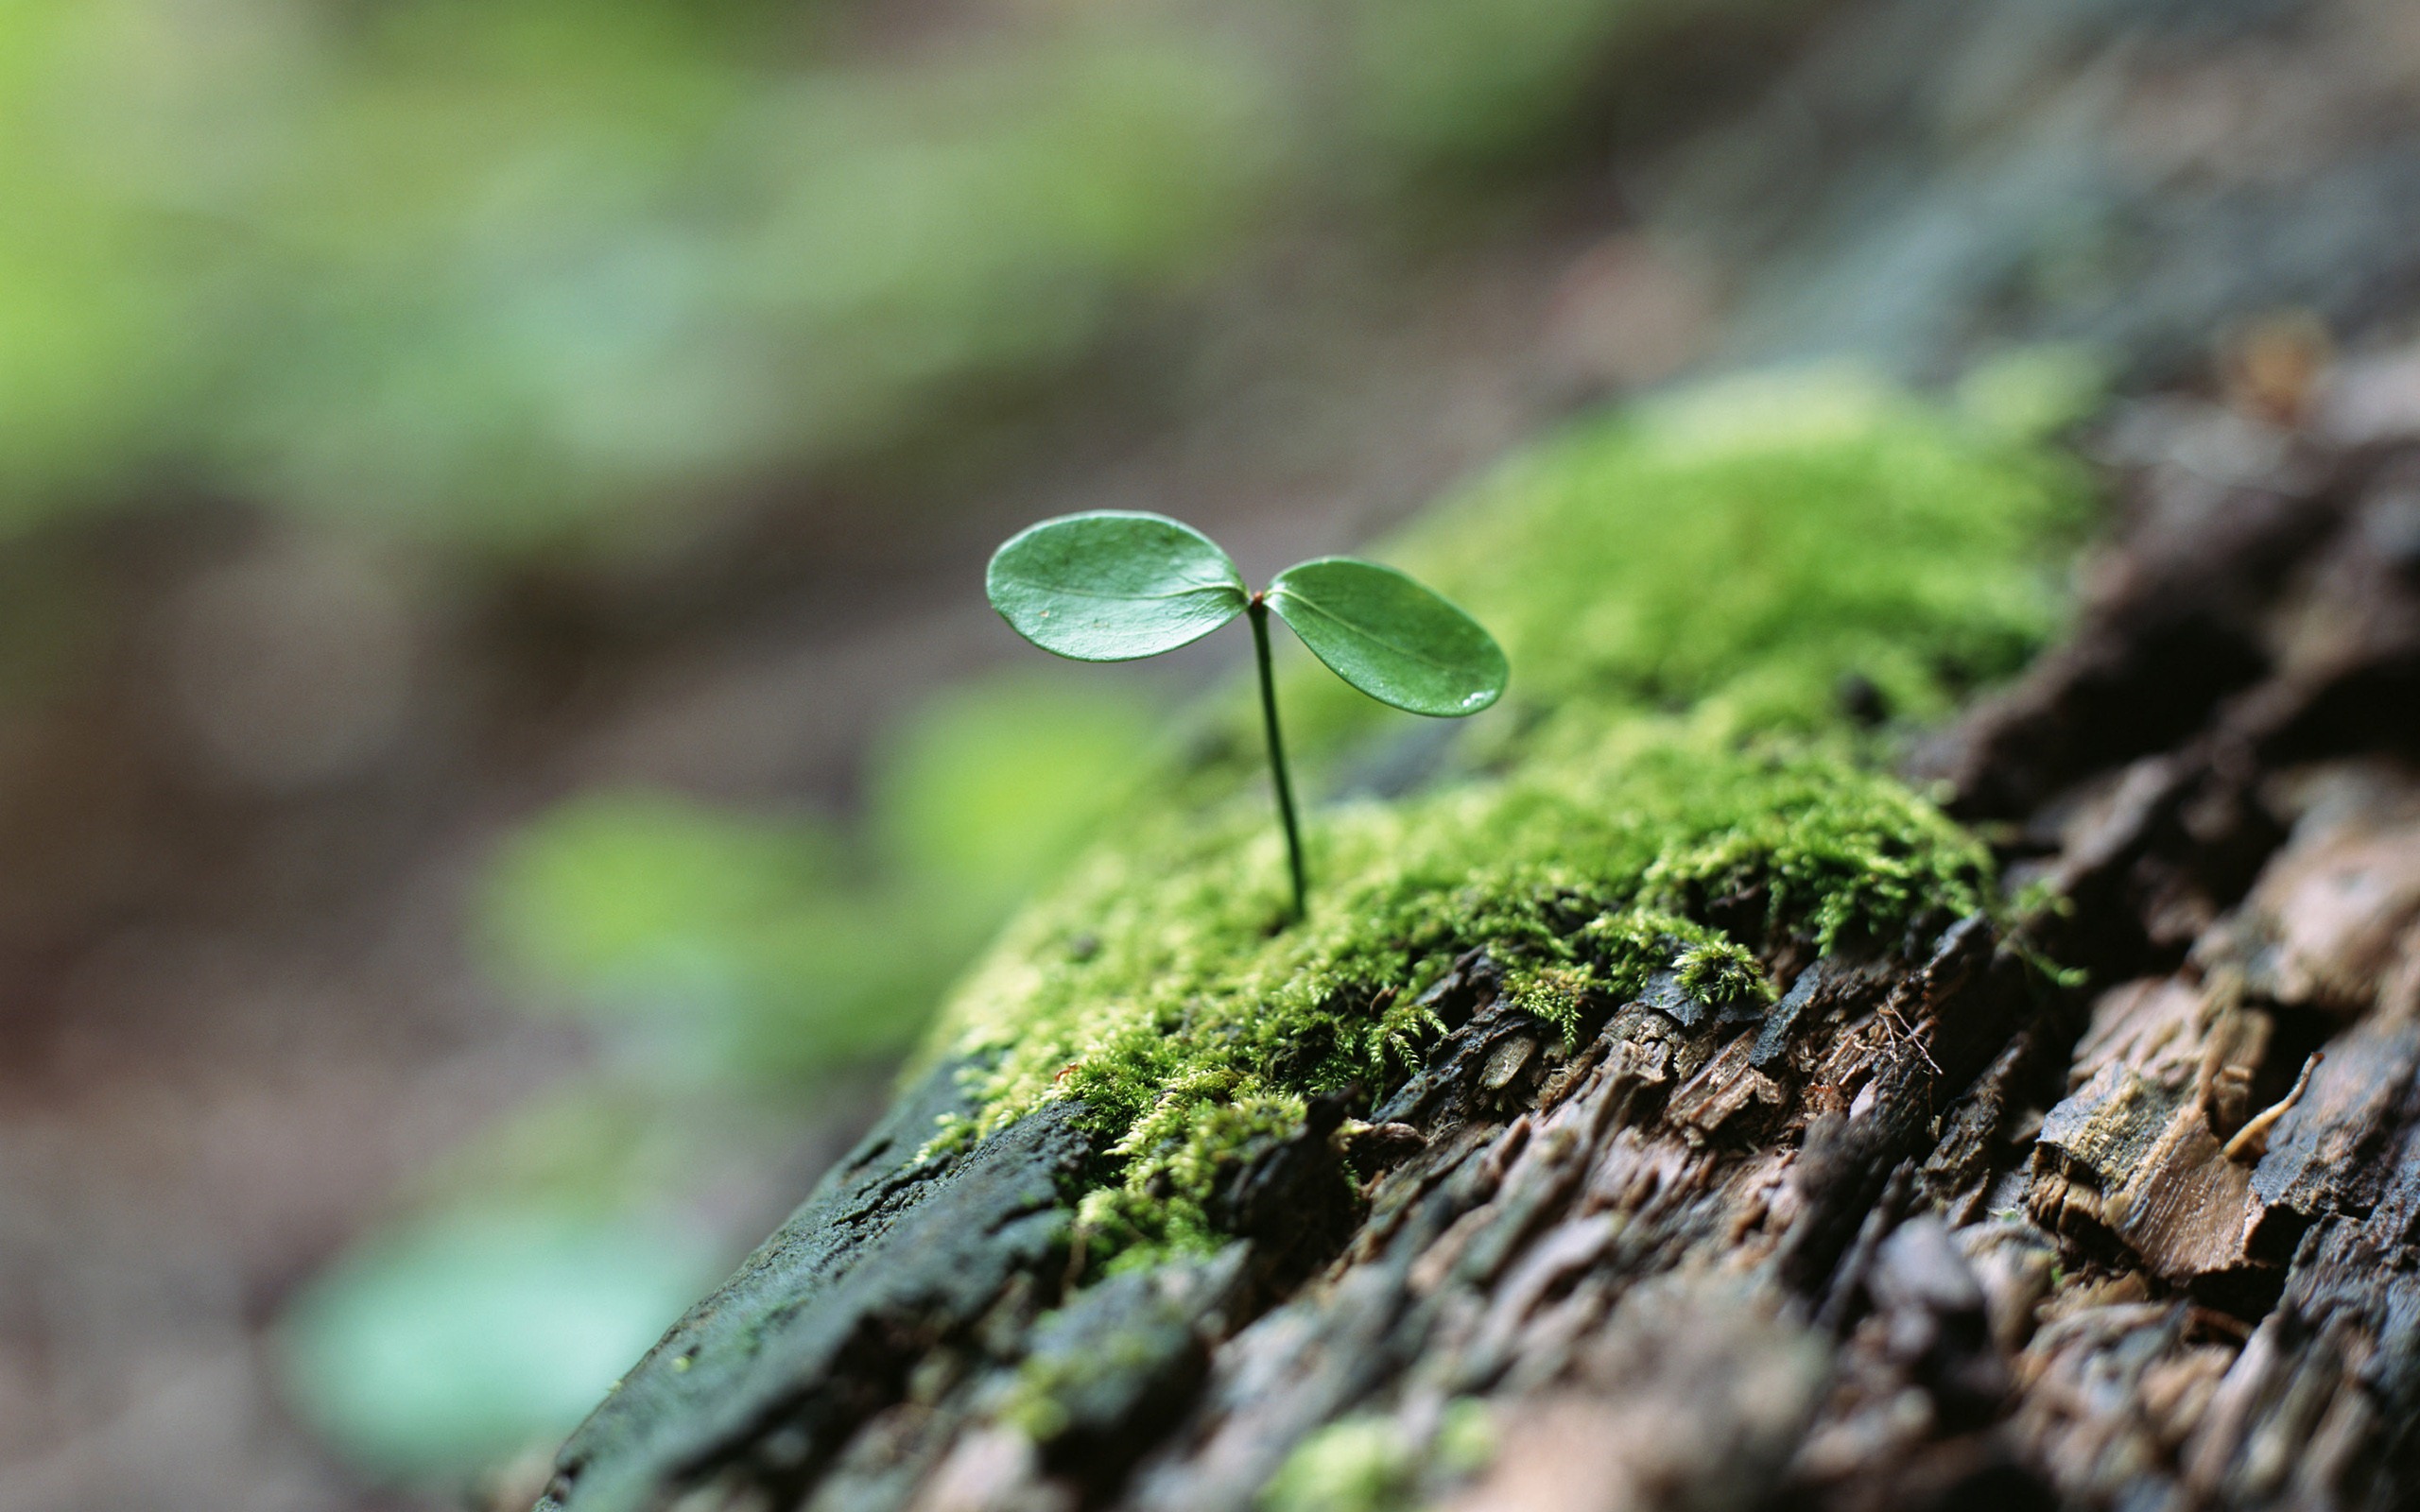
[1277,367,2087,753]
[1258,1415,1413,1512]
[916,369,2089,1262]
[1256,1400,1495,1512]
[998,1312,1186,1442]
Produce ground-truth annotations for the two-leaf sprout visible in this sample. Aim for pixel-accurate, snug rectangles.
[986,511,1508,922]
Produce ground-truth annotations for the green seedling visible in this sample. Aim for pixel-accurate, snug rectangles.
[987,510,1507,920]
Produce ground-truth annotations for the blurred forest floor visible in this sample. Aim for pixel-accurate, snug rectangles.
[10,0,2420,1507]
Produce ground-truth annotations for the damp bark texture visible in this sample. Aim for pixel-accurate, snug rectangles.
[532,389,2420,1512]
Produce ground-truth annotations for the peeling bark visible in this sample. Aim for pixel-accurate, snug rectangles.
[538,392,2420,1512]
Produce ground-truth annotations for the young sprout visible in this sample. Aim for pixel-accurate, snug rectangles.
[986,511,1507,921]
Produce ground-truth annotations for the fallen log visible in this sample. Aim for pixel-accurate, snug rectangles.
[538,378,2420,1512]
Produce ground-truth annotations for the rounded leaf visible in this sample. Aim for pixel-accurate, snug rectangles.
[988,511,1249,662]
[1268,558,1507,716]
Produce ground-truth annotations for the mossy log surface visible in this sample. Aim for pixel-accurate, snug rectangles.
[539,387,2420,1512]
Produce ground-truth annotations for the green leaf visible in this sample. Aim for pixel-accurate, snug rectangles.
[988,511,1249,661]
[280,1211,712,1477]
[1269,557,1507,716]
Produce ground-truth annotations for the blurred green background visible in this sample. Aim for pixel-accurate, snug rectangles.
[18,0,2406,1499]
[3,0,1749,547]
[0,0,1797,1503]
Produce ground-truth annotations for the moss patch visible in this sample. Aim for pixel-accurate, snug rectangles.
[1257,1400,1495,1512]
[1274,368,2086,754]
[917,369,2088,1262]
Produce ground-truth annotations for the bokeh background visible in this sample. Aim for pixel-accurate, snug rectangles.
[9,0,2420,1506]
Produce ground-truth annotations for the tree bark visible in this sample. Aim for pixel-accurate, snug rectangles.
[525,387,2420,1512]
[509,0,2420,1499]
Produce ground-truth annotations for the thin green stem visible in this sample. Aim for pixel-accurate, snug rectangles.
[1249,596,1307,922]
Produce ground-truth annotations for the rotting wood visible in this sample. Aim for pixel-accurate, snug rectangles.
[535,387,2420,1512]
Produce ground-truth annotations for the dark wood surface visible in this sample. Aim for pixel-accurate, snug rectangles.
[534,386,2420,1512]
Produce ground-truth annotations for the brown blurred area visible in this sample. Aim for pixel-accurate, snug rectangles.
[11,0,2420,1506]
